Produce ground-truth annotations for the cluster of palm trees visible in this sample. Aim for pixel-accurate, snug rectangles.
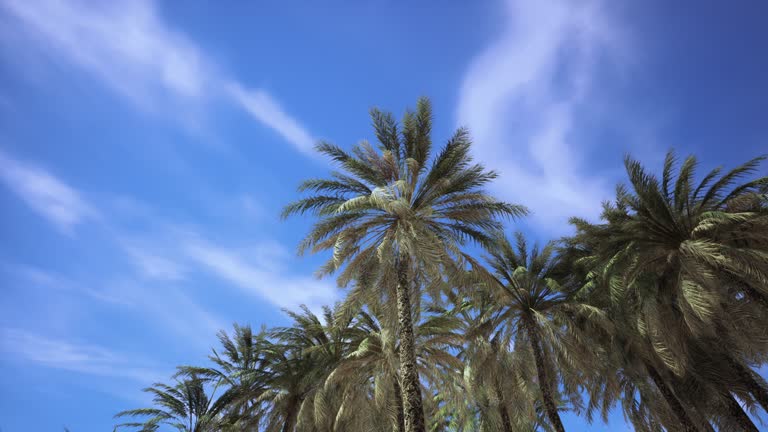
[115,98,768,432]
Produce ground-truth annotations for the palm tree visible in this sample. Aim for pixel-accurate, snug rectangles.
[115,374,233,431]
[587,293,710,431]
[252,336,315,432]
[560,229,710,432]
[462,330,538,431]
[467,233,596,432]
[252,305,356,432]
[271,305,359,432]
[176,324,269,430]
[464,233,567,432]
[593,151,767,330]
[440,292,541,432]
[283,97,525,432]
[568,151,768,430]
[327,300,465,432]
[329,306,405,431]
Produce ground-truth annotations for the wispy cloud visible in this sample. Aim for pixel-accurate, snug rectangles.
[0,150,95,233]
[184,238,338,312]
[1,0,205,103]
[123,246,187,281]
[227,83,317,156]
[0,146,327,338]
[0,328,164,383]
[11,264,132,305]
[0,0,316,154]
[8,260,225,349]
[106,278,227,348]
[457,0,625,232]
[120,226,338,313]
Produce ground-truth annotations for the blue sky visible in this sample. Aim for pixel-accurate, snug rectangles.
[0,0,766,430]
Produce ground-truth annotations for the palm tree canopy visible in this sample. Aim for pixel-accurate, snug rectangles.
[283,97,527,287]
[585,151,768,311]
[113,104,768,432]
[571,152,768,370]
[115,374,232,432]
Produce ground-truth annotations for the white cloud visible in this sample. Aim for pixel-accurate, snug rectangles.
[227,82,317,157]
[0,0,316,154]
[117,225,337,315]
[0,151,95,233]
[12,264,61,286]
[184,239,338,313]
[456,0,623,232]
[7,261,223,346]
[105,278,226,348]
[124,246,186,281]
[0,0,205,108]
[12,264,133,305]
[0,328,163,383]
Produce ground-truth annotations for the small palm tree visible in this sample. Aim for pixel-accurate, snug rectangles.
[284,97,525,432]
[272,305,358,432]
[468,233,592,432]
[252,306,345,432]
[114,374,233,431]
[176,324,269,429]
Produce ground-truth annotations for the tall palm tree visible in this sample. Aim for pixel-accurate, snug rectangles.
[468,233,565,432]
[468,233,593,432]
[115,374,233,431]
[283,97,525,432]
[560,231,710,432]
[442,292,542,432]
[594,151,767,331]
[327,301,465,432]
[569,151,768,431]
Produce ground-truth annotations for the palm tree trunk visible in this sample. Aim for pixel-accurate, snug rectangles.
[489,336,512,432]
[722,391,759,432]
[728,357,768,413]
[393,378,405,432]
[395,258,426,432]
[281,396,300,432]
[523,315,565,432]
[645,363,699,432]
[494,382,513,432]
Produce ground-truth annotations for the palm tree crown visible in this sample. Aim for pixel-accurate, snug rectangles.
[115,374,232,432]
[284,97,525,432]
[112,93,768,432]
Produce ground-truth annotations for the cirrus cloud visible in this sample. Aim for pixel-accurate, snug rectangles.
[0,150,96,233]
[0,0,317,155]
[457,0,626,233]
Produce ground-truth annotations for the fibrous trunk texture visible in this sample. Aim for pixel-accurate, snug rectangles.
[524,314,565,432]
[396,258,426,432]
[393,378,405,432]
[645,363,699,432]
